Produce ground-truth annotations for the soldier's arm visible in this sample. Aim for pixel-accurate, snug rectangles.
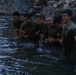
[19,27,26,34]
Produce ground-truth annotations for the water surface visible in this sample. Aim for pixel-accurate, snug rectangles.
[0,16,76,75]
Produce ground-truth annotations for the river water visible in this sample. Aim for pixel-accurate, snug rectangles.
[0,16,76,75]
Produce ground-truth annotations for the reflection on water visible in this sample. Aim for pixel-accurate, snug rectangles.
[0,16,76,75]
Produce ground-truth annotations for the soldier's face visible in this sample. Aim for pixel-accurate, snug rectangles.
[12,16,19,22]
[45,17,52,25]
[36,18,44,26]
[55,23,62,30]
[62,13,71,24]
[24,17,31,23]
